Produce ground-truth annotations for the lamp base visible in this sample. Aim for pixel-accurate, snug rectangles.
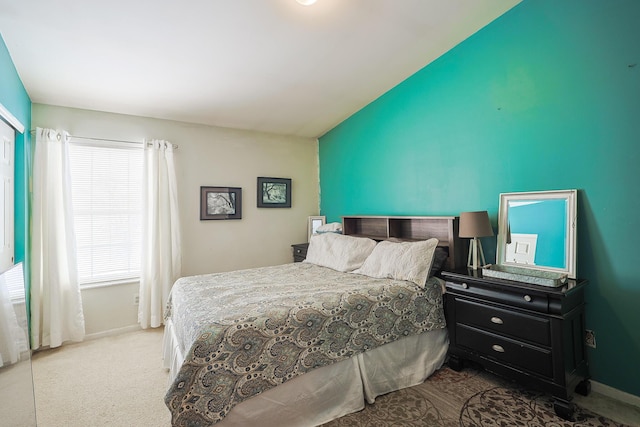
[467,238,486,270]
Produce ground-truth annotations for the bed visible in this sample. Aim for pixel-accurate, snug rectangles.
[163,216,462,427]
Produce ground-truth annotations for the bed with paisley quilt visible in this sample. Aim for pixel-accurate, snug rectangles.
[163,231,453,427]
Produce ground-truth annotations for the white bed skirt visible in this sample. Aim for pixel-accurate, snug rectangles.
[163,320,448,426]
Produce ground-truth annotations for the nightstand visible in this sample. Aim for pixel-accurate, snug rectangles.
[291,243,309,262]
[442,268,590,421]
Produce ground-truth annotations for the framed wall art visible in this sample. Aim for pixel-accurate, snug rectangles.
[200,186,242,220]
[257,177,291,208]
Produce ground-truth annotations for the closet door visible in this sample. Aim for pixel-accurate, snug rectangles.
[0,119,13,272]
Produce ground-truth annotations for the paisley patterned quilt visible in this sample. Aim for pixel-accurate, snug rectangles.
[164,262,445,426]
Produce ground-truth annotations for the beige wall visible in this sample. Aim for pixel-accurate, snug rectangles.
[32,104,319,336]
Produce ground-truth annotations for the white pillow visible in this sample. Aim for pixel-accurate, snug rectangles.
[304,233,377,272]
[354,238,439,287]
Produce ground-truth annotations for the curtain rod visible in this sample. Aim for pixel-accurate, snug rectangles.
[29,130,179,149]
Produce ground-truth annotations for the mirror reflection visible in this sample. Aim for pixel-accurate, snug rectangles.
[0,263,37,426]
[497,190,577,279]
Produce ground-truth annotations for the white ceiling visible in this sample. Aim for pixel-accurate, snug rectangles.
[0,0,520,138]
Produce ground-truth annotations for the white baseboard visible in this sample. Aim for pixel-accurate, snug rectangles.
[591,380,640,407]
[84,324,142,341]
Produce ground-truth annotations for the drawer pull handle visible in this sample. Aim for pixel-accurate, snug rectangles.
[296,249,301,253]
[492,344,505,353]
[490,316,503,325]
[524,295,532,302]
[462,283,469,289]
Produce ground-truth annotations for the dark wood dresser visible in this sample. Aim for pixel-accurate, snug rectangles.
[291,243,309,262]
[442,268,590,420]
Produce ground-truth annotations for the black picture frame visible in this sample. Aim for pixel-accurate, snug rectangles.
[200,186,242,220]
[257,177,291,208]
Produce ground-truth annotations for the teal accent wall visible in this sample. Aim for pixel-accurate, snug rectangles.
[0,34,32,305]
[320,0,640,397]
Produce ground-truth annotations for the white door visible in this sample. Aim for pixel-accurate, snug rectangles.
[0,120,14,272]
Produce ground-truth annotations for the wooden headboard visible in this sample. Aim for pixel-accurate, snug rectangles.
[342,215,466,270]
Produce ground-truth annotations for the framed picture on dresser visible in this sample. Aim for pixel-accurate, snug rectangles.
[307,216,326,241]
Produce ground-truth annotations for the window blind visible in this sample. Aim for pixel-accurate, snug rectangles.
[68,140,143,285]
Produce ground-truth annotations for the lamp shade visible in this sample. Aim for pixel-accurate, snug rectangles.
[459,211,494,238]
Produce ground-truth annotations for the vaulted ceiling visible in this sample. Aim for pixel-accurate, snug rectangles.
[0,0,520,138]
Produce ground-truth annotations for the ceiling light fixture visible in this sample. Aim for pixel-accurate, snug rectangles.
[296,0,317,5]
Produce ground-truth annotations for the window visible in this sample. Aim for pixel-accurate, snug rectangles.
[68,139,143,286]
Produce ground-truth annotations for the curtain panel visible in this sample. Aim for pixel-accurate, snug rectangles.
[30,128,85,349]
[138,140,182,329]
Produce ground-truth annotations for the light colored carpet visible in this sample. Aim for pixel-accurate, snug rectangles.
[31,327,170,427]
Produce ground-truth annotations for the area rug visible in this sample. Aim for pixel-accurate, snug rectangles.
[322,366,630,427]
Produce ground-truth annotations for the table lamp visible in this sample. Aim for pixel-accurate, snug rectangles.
[459,211,494,270]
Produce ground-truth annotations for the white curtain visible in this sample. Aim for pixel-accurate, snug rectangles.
[138,140,182,329]
[31,128,85,349]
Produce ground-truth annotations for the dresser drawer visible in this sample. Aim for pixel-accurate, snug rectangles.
[446,280,549,312]
[456,324,552,378]
[456,299,550,346]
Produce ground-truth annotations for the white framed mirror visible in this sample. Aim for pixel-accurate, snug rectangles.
[496,189,577,279]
